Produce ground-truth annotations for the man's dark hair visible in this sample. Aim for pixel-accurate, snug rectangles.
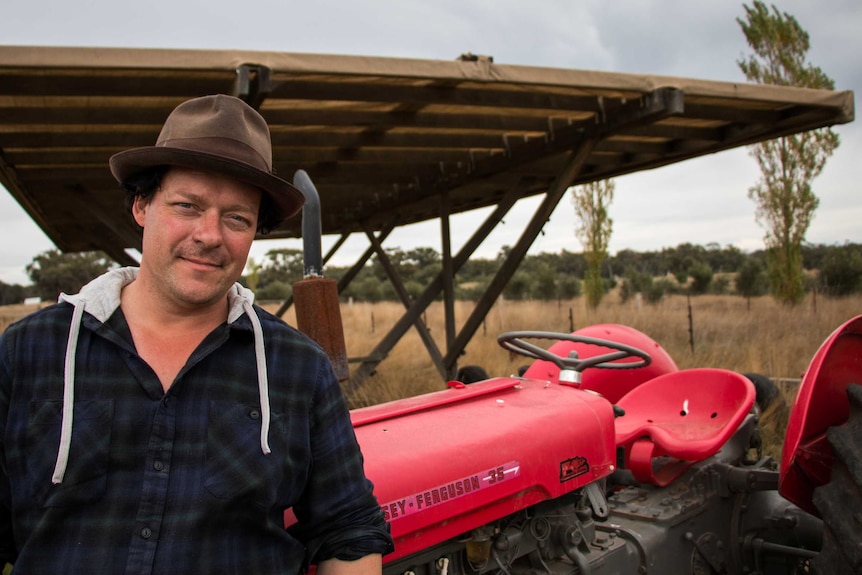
[120,166,281,234]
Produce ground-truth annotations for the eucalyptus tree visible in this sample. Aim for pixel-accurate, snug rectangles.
[572,179,614,308]
[737,1,840,304]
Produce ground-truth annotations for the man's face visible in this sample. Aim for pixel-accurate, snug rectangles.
[132,167,261,311]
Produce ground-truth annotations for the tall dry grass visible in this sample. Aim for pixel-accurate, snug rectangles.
[317,293,859,406]
[0,303,48,333]
[283,292,860,458]
[7,294,851,392]
[4,293,857,457]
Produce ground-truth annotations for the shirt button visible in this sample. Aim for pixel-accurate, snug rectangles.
[249,409,261,420]
[141,527,152,539]
[153,461,164,472]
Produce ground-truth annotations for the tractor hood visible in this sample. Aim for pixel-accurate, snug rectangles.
[351,376,617,561]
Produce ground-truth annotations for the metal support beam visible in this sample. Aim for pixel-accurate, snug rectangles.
[424,90,682,370]
[439,192,456,379]
[322,233,350,267]
[335,218,398,296]
[345,185,523,397]
[281,218,395,324]
[444,138,598,364]
[71,185,141,266]
[360,221,447,380]
[342,89,683,396]
[443,138,597,369]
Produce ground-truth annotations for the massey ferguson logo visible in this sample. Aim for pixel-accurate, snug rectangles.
[560,456,589,482]
[382,461,520,522]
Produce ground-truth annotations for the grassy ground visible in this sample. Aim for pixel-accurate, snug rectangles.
[0,303,48,333]
[3,292,857,460]
[320,292,853,397]
[276,292,860,458]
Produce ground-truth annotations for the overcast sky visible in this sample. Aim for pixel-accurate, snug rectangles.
[1,0,859,285]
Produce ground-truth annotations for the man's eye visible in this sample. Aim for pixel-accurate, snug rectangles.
[229,215,253,227]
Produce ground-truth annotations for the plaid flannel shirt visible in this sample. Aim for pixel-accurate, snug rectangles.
[0,287,392,574]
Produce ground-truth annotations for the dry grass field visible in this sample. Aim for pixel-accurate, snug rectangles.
[3,292,859,458]
[306,292,858,402]
[275,291,861,458]
[0,302,49,333]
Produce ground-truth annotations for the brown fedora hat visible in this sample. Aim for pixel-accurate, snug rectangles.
[109,94,303,222]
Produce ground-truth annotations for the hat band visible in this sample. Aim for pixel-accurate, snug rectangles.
[157,136,272,173]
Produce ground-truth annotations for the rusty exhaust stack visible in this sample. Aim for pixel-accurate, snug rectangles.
[291,170,350,381]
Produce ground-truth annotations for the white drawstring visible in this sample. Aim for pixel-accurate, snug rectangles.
[242,300,271,455]
[51,279,273,490]
[52,298,86,484]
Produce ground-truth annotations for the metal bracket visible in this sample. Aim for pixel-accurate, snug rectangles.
[585,482,609,519]
[234,63,273,110]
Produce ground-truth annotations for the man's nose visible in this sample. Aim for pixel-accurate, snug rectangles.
[192,210,224,246]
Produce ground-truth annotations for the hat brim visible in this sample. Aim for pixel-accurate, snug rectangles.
[110,147,304,222]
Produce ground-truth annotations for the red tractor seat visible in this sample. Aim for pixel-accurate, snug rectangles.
[615,368,756,486]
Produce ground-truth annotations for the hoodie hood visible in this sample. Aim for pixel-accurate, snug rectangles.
[51,267,272,484]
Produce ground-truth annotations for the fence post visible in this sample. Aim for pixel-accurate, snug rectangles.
[687,294,695,354]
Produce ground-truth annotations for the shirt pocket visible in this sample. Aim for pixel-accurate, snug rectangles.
[203,401,286,505]
[26,399,114,508]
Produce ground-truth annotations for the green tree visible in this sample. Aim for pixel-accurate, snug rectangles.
[704,243,747,273]
[818,243,862,296]
[461,258,498,282]
[665,243,708,284]
[244,258,263,291]
[648,278,674,303]
[456,277,489,301]
[532,262,558,301]
[404,279,425,301]
[572,179,614,308]
[711,275,731,295]
[0,281,27,306]
[255,280,292,301]
[801,243,832,270]
[557,275,582,300]
[737,1,840,305]
[503,271,532,301]
[619,270,653,303]
[256,248,305,290]
[736,258,769,307]
[687,261,714,295]
[555,250,587,278]
[26,250,114,301]
[403,247,440,270]
[346,274,385,303]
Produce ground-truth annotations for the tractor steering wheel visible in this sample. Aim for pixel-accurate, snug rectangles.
[498,331,652,373]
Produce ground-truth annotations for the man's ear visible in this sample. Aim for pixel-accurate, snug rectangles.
[131,195,149,227]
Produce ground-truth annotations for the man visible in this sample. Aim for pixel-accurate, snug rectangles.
[0,95,393,574]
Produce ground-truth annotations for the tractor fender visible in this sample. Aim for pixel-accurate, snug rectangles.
[779,314,862,515]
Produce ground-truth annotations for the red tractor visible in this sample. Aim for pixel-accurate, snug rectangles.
[347,315,862,574]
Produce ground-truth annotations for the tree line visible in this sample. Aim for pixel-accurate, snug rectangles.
[2,241,859,307]
[259,241,862,304]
